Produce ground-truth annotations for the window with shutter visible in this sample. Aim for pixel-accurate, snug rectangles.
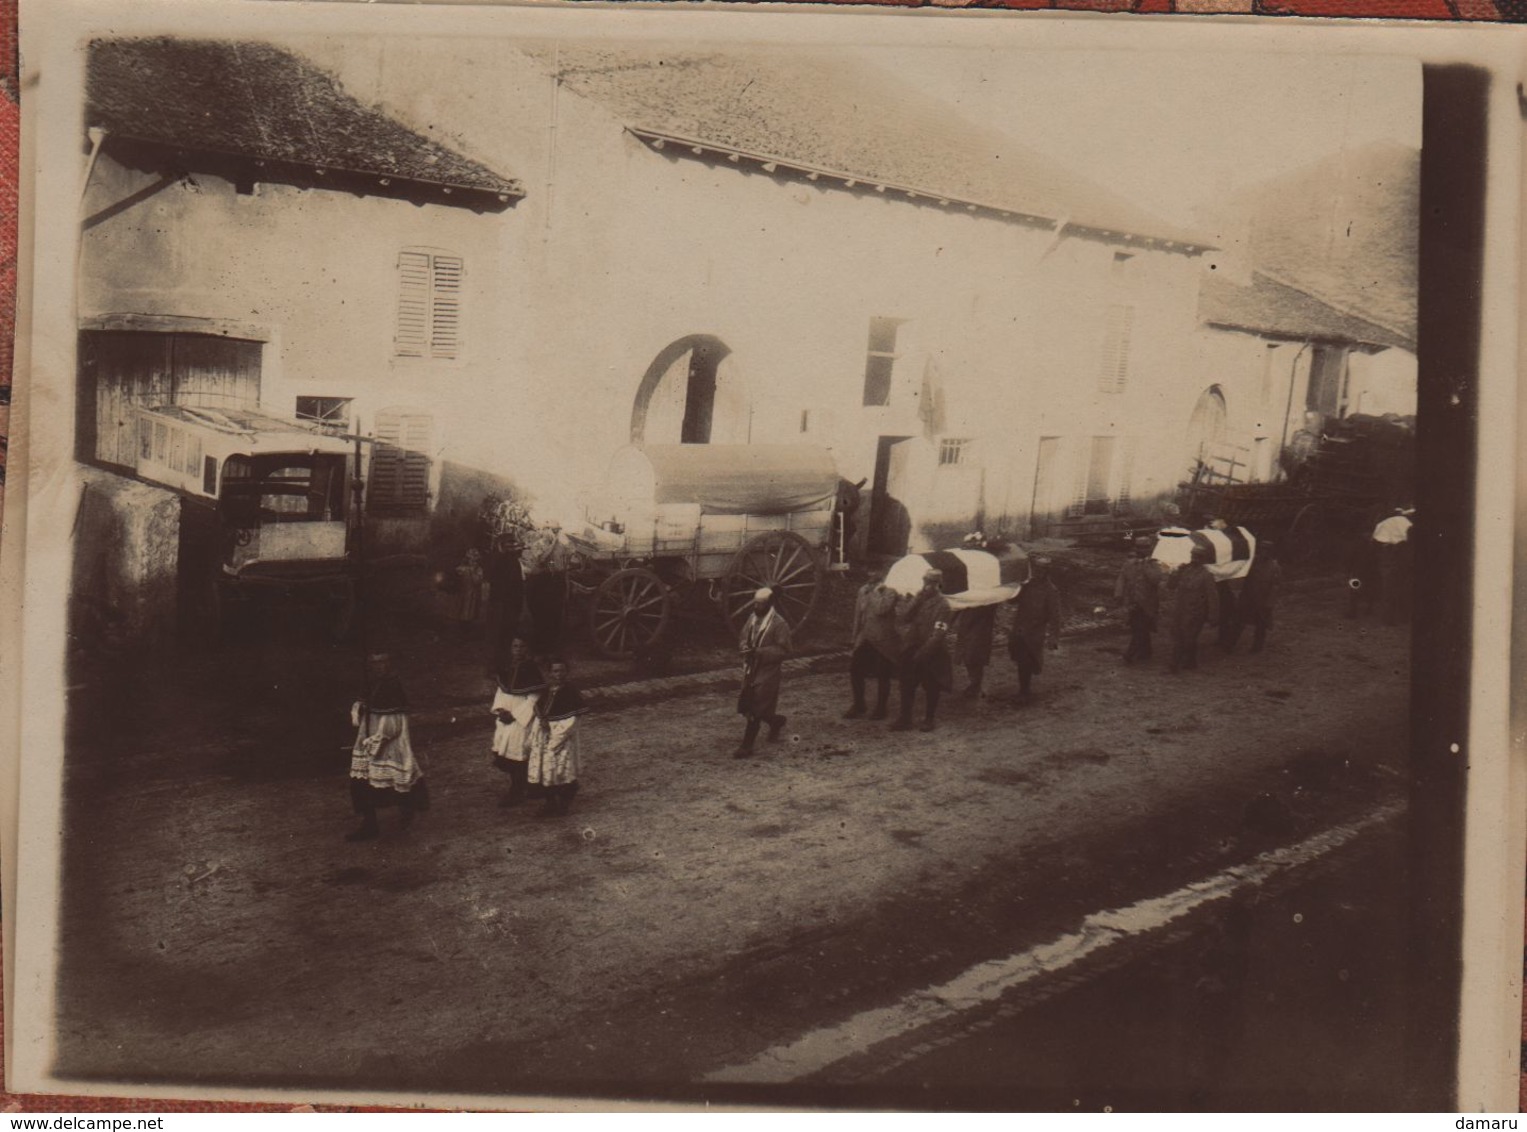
[1070,437,1117,517]
[1116,437,1138,509]
[395,250,464,362]
[1067,441,1089,518]
[369,409,434,513]
[1098,304,1134,394]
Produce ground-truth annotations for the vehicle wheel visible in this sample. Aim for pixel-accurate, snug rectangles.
[589,568,671,659]
[721,530,825,637]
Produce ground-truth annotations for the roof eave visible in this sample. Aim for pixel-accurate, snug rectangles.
[628,127,1212,256]
[1203,316,1412,353]
[97,131,524,213]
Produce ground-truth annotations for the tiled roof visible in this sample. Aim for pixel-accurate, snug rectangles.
[542,47,1209,250]
[87,38,523,206]
[1237,141,1416,348]
[1200,270,1412,351]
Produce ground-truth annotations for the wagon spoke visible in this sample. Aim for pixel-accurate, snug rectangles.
[773,561,813,585]
[588,568,670,659]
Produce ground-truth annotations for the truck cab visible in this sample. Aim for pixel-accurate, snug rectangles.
[129,404,358,638]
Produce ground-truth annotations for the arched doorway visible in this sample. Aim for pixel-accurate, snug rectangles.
[1186,386,1228,480]
[630,335,744,446]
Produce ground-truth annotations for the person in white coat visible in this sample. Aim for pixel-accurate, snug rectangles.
[527,658,587,817]
[490,636,546,808]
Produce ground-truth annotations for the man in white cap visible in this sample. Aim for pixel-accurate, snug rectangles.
[1371,506,1415,626]
[735,587,792,758]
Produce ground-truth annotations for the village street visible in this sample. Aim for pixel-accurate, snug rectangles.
[53,581,1410,1108]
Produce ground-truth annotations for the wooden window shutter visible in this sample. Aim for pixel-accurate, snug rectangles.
[370,410,433,512]
[398,413,433,507]
[1068,440,1089,518]
[369,413,405,507]
[1116,436,1138,508]
[395,252,431,359]
[429,255,463,361]
[1098,304,1134,394]
[395,250,464,362]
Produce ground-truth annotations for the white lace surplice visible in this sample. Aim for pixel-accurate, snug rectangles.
[350,711,424,793]
[490,688,539,763]
[527,716,581,787]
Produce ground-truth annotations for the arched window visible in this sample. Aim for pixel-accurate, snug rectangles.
[1186,386,1229,480]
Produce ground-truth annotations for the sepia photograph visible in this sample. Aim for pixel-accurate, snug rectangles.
[3,0,1522,1112]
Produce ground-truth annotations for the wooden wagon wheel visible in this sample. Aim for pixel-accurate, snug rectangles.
[720,530,826,636]
[588,568,671,659]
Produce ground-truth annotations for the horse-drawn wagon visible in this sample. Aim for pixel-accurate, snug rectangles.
[566,444,838,658]
[1178,414,1414,566]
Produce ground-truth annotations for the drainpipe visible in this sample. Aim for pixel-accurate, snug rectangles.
[76,126,109,287]
[1279,341,1312,463]
[544,47,560,241]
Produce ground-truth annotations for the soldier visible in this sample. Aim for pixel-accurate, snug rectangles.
[845,568,898,720]
[1168,546,1218,673]
[1007,556,1062,701]
[1115,536,1163,663]
[891,569,953,733]
[1235,540,1284,654]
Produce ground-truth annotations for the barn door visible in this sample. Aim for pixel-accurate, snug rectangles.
[79,331,173,467]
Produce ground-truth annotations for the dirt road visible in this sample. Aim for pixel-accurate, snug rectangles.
[54,583,1410,1106]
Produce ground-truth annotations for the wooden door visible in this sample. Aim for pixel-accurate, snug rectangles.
[1030,436,1060,535]
[80,331,173,468]
[868,434,913,557]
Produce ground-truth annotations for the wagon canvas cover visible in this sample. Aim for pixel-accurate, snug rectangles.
[606,444,838,517]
